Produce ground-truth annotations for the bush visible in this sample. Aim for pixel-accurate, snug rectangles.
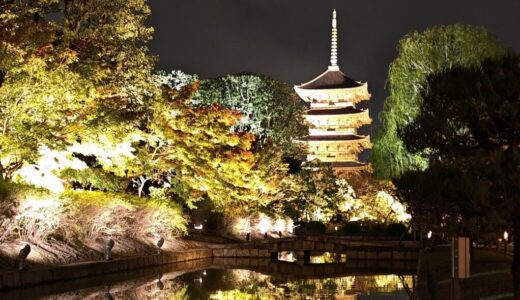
[0,182,62,241]
[65,190,188,240]
[0,187,188,243]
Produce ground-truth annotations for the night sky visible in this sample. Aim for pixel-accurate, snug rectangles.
[149,0,520,132]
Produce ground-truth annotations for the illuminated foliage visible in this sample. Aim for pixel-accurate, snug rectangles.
[372,24,506,179]
[0,0,284,215]
[338,175,411,223]
[0,0,156,179]
[0,181,187,242]
[194,74,308,156]
[267,161,342,222]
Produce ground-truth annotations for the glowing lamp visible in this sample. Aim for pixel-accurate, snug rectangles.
[504,231,509,241]
[427,230,433,239]
[256,216,271,234]
[194,224,203,230]
[273,219,285,232]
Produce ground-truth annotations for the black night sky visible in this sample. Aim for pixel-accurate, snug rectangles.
[149,0,520,132]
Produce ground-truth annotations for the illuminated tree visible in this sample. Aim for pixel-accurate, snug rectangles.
[338,176,411,224]
[137,79,269,210]
[0,0,155,179]
[266,161,342,222]
[401,54,520,296]
[194,74,308,156]
[0,1,282,229]
[372,24,506,179]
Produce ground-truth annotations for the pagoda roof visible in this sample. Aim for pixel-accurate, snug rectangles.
[307,134,367,141]
[307,107,364,116]
[296,68,363,90]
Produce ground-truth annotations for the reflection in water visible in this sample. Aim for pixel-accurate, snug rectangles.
[1,257,415,300]
[310,252,347,264]
[174,269,413,300]
[29,269,413,300]
[278,251,348,264]
[278,251,295,262]
[205,271,412,299]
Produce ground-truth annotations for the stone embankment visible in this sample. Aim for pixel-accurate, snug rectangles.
[0,235,420,290]
[0,249,212,289]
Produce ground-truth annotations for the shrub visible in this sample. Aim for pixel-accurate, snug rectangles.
[135,199,187,239]
[65,190,188,240]
[64,191,135,239]
[0,181,63,242]
[0,186,188,243]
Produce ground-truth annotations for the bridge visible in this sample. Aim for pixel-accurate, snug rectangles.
[212,235,420,264]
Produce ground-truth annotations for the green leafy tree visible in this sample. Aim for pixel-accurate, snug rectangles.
[267,161,341,222]
[401,54,520,296]
[0,1,278,220]
[372,24,506,179]
[194,74,307,156]
[138,79,270,210]
[0,0,156,179]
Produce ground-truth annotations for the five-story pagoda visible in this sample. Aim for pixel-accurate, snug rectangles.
[295,10,372,177]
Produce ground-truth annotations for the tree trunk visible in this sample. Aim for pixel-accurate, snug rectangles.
[513,217,520,298]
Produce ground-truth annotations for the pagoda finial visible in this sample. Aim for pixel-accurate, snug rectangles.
[329,9,339,70]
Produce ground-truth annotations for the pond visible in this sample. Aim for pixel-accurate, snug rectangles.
[0,255,416,300]
[176,269,414,299]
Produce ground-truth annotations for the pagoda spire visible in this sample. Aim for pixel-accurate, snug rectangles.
[329,9,339,70]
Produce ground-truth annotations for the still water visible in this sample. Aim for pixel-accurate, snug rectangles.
[0,254,416,300]
[176,269,414,299]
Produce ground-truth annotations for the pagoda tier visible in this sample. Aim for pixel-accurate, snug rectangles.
[306,135,371,163]
[294,10,372,176]
[306,107,371,136]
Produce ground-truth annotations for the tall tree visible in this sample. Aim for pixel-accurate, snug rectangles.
[0,0,156,179]
[402,54,520,296]
[372,24,506,179]
[0,1,275,215]
[194,74,308,156]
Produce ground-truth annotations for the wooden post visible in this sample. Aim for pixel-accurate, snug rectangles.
[452,236,470,300]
